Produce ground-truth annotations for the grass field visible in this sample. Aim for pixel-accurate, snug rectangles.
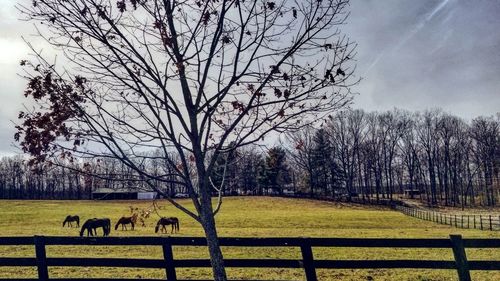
[0,197,499,280]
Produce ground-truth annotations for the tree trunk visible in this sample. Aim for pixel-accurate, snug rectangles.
[200,208,227,281]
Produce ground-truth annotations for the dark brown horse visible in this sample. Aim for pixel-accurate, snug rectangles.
[80,218,111,237]
[155,217,179,234]
[62,215,80,227]
[115,214,137,231]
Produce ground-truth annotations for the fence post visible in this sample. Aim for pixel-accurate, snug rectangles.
[34,236,49,281]
[162,238,177,281]
[450,235,471,281]
[480,215,483,230]
[473,215,476,229]
[300,240,317,281]
[489,215,492,231]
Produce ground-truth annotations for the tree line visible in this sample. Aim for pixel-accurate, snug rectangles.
[212,108,499,208]
[2,108,499,207]
[284,109,499,208]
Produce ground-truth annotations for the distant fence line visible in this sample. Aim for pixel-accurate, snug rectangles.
[326,196,500,232]
[394,205,500,231]
[0,235,499,281]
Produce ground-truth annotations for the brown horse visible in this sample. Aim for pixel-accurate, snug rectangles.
[62,215,80,227]
[80,218,111,237]
[155,217,179,234]
[115,214,137,231]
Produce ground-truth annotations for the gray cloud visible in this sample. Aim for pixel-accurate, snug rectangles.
[347,0,500,118]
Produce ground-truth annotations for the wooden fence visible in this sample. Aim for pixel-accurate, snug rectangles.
[395,205,500,231]
[0,235,499,281]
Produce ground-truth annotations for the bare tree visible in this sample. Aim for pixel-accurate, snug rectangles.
[15,0,356,279]
[416,110,441,205]
[285,126,318,197]
[470,117,499,206]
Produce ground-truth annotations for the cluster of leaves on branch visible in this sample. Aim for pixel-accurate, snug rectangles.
[15,62,88,166]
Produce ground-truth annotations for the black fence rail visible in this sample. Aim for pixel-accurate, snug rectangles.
[395,205,500,231]
[0,236,499,281]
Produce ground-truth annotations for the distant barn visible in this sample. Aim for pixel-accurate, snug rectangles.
[92,188,157,200]
[403,189,421,198]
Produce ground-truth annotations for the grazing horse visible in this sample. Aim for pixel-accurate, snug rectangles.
[155,217,179,234]
[62,215,80,227]
[80,218,111,237]
[115,214,137,231]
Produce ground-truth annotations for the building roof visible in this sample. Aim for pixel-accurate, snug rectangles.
[92,187,137,194]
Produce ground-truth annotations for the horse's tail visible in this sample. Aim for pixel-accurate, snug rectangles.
[76,216,80,227]
[176,219,179,232]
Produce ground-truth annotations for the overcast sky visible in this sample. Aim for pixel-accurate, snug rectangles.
[0,0,499,156]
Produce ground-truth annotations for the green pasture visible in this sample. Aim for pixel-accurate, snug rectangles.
[0,197,498,280]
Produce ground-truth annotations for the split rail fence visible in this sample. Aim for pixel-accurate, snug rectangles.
[0,235,499,281]
[395,205,500,231]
